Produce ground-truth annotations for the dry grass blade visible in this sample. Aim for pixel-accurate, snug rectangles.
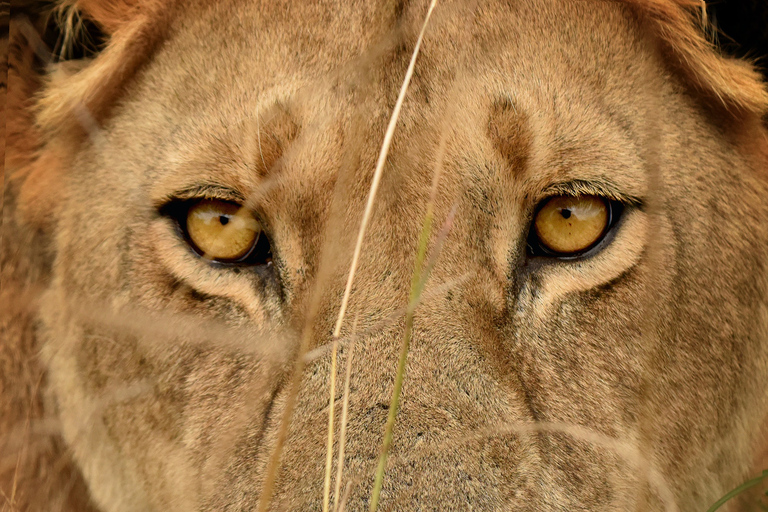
[706,469,768,512]
[367,194,450,512]
[322,338,339,512]
[1,370,44,508]
[0,487,15,511]
[302,272,470,364]
[337,481,354,512]
[333,317,359,512]
[65,299,288,362]
[256,320,318,512]
[330,0,438,341]
[322,1,439,510]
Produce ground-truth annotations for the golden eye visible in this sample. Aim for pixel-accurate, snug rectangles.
[533,195,610,256]
[185,199,262,261]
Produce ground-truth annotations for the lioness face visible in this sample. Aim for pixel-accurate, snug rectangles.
[30,0,768,511]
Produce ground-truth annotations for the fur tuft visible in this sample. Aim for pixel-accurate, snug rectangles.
[621,0,768,116]
[35,0,175,137]
[56,0,143,35]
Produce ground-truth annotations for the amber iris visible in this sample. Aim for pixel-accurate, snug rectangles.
[185,200,261,261]
[533,195,609,255]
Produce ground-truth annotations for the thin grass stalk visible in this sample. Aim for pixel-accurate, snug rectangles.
[323,0,436,346]
[323,0,438,508]
[322,338,338,512]
[256,319,318,512]
[368,37,449,506]
[7,375,38,510]
[368,202,435,512]
[706,470,768,512]
[329,0,437,342]
[0,488,14,510]
[255,277,464,512]
[303,271,468,364]
[333,321,358,512]
[338,481,354,512]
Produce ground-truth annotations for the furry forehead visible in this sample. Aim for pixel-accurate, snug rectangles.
[37,0,768,136]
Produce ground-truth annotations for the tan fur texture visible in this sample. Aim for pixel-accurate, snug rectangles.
[3,1,768,511]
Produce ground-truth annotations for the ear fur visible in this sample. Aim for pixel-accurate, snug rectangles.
[6,1,177,229]
[37,0,176,137]
[708,0,768,76]
[58,0,146,35]
[620,0,768,118]
[5,12,56,229]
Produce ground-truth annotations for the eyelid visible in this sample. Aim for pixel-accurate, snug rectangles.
[537,180,643,208]
[156,184,246,209]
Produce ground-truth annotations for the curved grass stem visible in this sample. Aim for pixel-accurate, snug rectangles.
[706,469,768,512]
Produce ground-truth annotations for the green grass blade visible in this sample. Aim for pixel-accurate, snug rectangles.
[368,206,433,512]
[706,469,768,512]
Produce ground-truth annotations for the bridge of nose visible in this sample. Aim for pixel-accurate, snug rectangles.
[256,147,541,509]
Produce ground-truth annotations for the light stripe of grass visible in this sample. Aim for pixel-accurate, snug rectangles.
[322,338,339,512]
[329,0,438,340]
[333,317,358,512]
[367,80,449,511]
[256,320,318,512]
[322,1,438,511]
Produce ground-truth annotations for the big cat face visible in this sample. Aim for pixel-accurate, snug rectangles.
[4,1,768,511]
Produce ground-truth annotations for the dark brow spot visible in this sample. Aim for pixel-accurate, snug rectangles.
[251,104,300,177]
[487,98,532,176]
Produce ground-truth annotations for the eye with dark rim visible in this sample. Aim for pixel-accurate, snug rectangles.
[161,198,273,266]
[527,195,623,259]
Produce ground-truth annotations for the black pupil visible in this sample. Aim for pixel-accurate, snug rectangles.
[560,208,572,219]
[219,215,229,225]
